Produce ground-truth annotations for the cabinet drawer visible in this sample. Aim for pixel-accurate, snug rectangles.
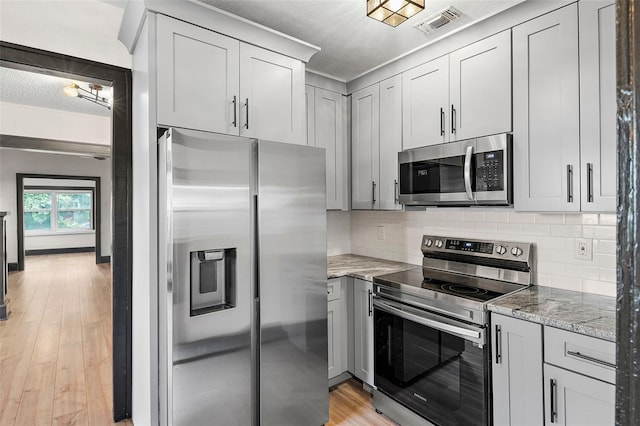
[544,326,615,384]
[327,278,342,301]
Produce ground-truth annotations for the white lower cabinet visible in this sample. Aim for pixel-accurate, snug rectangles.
[491,314,544,426]
[544,364,615,426]
[353,278,374,386]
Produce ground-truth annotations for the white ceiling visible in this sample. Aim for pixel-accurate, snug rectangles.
[200,0,525,81]
[0,66,113,117]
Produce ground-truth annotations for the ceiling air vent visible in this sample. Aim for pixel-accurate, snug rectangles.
[413,6,462,34]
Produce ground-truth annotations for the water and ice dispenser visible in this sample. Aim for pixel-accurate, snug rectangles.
[190,248,236,316]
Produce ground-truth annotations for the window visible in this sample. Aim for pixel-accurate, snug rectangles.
[24,190,93,233]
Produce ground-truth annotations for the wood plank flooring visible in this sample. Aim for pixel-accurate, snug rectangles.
[0,253,132,426]
[2,253,394,426]
[328,379,398,426]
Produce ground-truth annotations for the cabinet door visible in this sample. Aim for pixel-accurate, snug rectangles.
[328,298,343,379]
[513,4,580,211]
[579,0,616,212]
[239,43,304,144]
[351,85,380,210]
[491,314,544,426]
[353,279,374,385]
[379,75,403,211]
[402,55,449,149]
[156,14,239,134]
[305,84,315,147]
[315,88,347,210]
[544,364,615,426]
[449,30,512,141]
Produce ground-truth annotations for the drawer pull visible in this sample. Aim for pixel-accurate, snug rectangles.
[566,350,616,369]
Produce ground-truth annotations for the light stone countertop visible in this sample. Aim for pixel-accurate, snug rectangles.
[327,254,418,282]
[488,285,616,342]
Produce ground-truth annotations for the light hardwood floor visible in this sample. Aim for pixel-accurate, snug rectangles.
[0,253,131,426]
[2,253,392,426]
[328,379,398,426]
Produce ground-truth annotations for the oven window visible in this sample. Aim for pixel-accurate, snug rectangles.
[374,307,489,426]
[399,155,476,194]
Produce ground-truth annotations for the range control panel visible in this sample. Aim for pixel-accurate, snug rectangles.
[422,235,532,261]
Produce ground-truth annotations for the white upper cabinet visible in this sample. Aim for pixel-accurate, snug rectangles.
[305,84,315,147]
[352,84,380,210]
[239,43,304,144]
[314,88,347,210]
[402,55,449,149]
[513,4,581,211]
[449,30,512,141]
[157,14,240,134]
[156,14,305,144]
[579,0,616,212]
[401,30,511,150]
[378,75,403,211]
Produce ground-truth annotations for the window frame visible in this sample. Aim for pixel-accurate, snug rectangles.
[23,186,95,235]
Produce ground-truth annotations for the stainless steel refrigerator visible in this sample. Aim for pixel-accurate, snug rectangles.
[158,128,328,426]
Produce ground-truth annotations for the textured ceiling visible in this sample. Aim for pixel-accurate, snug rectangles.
[201,0,525,81]
[0,66,113,117]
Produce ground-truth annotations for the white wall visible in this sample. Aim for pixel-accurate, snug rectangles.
[0,0,131,69]
[342,209,616,297]
[0,102,111,146]
[0,149,112,263]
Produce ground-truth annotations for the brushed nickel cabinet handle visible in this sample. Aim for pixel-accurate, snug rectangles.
[495,325,502,364]
[451,105,456,134]
[372,181,376,206]
[232,96,237,128]
[587,163,594,202]
[368,289,373,317]
[566,164,574,203]
[550,378,557,423]
[566,350,615,369]
[440,107,445,136]
[245,98,249,129]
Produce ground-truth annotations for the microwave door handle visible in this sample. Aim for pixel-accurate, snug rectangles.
[464,145,474,200]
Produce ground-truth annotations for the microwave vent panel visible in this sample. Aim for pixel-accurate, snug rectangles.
[413,7,462,34]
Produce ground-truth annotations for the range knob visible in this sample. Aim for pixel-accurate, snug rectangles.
[511,247,523,257]
[435,240,443,248]
[425,239,433,247]
[495,245,507,255]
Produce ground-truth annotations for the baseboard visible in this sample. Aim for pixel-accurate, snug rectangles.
[25,247,95,256]
[99,256,111,264]
[8,263,18,271]
[329,372,353,388]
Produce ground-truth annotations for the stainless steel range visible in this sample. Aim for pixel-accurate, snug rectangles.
[371,235,533,426]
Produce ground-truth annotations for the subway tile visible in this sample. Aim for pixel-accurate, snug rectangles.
[599,214,616,226]
[485,211,510,223]
[565,213,599,224]
[583,225,616,239]
[599,268,617,283]
[534,213,565,224]
[494,223,523,234]
[464,211,486,222]
[546,275,583,292]
[581,280,616,297]
[537,262,567,276]
[476,222,498,233]
[549,225,582,237]
[509,212,536,223]
[594,239,617,255]
[592,253,616,268]
[522,224,551,236]
[565,264,601,280]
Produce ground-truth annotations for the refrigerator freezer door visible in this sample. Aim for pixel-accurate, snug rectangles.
[159,128,255,426]
[258,141,329,425]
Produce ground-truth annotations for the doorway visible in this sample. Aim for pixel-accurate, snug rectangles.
[0,41,132,421]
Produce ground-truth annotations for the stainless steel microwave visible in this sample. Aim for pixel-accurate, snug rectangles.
[398,133,513,206]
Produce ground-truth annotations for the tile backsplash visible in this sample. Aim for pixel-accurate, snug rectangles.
[329,209,617,297]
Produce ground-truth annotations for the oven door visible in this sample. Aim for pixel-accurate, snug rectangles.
[373,297,490,426]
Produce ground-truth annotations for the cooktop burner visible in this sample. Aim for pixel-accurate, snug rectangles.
[441,283,488,296]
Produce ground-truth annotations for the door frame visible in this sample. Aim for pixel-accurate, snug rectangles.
[0,41,133,421]
[16,173,102,265]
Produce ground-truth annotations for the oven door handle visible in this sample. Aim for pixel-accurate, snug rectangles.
[373,298,481,340]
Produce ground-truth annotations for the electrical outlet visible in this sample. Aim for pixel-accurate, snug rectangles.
[377,226,385,241]
[575,238,593,260]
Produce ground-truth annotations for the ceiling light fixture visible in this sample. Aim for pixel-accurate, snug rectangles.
[367,0,425,27]
[63,82,111,110]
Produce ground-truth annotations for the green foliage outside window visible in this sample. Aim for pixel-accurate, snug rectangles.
[23,190,93,232]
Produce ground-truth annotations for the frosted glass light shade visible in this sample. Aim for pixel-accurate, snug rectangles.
[367,0,424,27]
